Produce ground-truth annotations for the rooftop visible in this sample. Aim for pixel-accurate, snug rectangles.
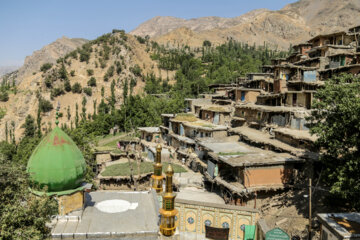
[273,128,318,142]
[52,191,159,239]
[198,138,301,167]
[183,119,228,131]
[235,103,310,114]
[137,127,160,133]
[202,105,231,113]
[317,213,360,238]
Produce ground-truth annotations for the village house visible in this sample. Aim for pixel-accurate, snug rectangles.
[232,103,310,130]
[198,105,232,126]
[138,127,161,143]
[196,137,304,206]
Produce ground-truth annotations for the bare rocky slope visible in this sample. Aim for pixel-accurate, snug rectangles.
[131,0,360,49]
[10,36,88,85]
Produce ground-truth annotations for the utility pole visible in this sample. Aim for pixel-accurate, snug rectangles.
[308,176,312,240]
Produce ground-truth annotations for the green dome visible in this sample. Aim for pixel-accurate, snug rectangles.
[26,126,86,196]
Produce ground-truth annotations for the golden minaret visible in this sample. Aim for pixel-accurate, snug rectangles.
[151,144,164,193]
[159,164,178,236]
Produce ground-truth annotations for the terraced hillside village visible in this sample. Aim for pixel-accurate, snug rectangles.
[1,0,360,239]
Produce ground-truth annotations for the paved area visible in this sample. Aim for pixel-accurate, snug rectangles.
[177,187,225,205]
[52,191,159,239]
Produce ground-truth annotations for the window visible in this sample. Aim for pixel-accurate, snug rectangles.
[321,229,328,240]
[257,112,261,120]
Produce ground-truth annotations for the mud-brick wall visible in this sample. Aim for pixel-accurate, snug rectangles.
[235,90,260,103]
[58,191,84,215]
[235,108,262,124]
[201,110,214,122]
[242,165,293,187]
[285,92,308,108]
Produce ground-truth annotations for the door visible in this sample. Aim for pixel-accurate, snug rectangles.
[241,92,245,102]
[306,93,311,109]
[292,93,297,106]
[340,56,345,66]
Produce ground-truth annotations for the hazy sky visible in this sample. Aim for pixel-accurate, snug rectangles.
[0,0,297,67]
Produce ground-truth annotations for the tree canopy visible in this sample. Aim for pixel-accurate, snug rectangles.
[308,73,360,210]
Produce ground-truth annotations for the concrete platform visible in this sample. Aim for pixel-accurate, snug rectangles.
[52,191,159,239]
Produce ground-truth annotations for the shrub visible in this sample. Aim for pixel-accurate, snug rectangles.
[0,90,9,102]
[130,64,142,76]
[39,98,53,112]
[44,77,52,88]
[83,87,92,96]
[106,66,114,77]
[50,87,64,99]
[40,63,53,72]
[87,69,94,76]
[87,77,97,87]
[70,70,75,77]
[136,36,146,44]
[71,83,82,93]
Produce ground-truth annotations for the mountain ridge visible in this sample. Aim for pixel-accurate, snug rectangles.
[130,0,360,49]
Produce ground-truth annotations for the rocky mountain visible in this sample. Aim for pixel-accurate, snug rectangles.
[9,37,88,85]
[0,32,163,141]
[131,0,360,49]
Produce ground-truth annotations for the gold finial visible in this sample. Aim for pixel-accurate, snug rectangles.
[151,144,164,193]
[160,162,177,236]
[166,163,174,176]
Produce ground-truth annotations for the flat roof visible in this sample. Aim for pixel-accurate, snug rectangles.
[202,105,232,113]
[183,120,228,131]
[137,127,160,133]
[52,191,159,239]
[169,132,195,144]
[274,128,318,142]
[317,213,360,238]
[235,103,310,113]
[198,139,302,167]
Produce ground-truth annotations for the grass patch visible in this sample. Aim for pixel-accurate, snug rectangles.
[101,162,187,176]
[110,149,126,154]
[174,113,198,122]
[218,151,246,156]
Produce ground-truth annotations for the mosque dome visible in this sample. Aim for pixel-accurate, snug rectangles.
[26,126,86,196]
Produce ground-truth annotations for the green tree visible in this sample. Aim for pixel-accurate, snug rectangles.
[64,80,71,92]
[81,97,87,121]
[308,73,360,209]
[75,103,79,127]
[67,106,71,121]
[22,115,36,138]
